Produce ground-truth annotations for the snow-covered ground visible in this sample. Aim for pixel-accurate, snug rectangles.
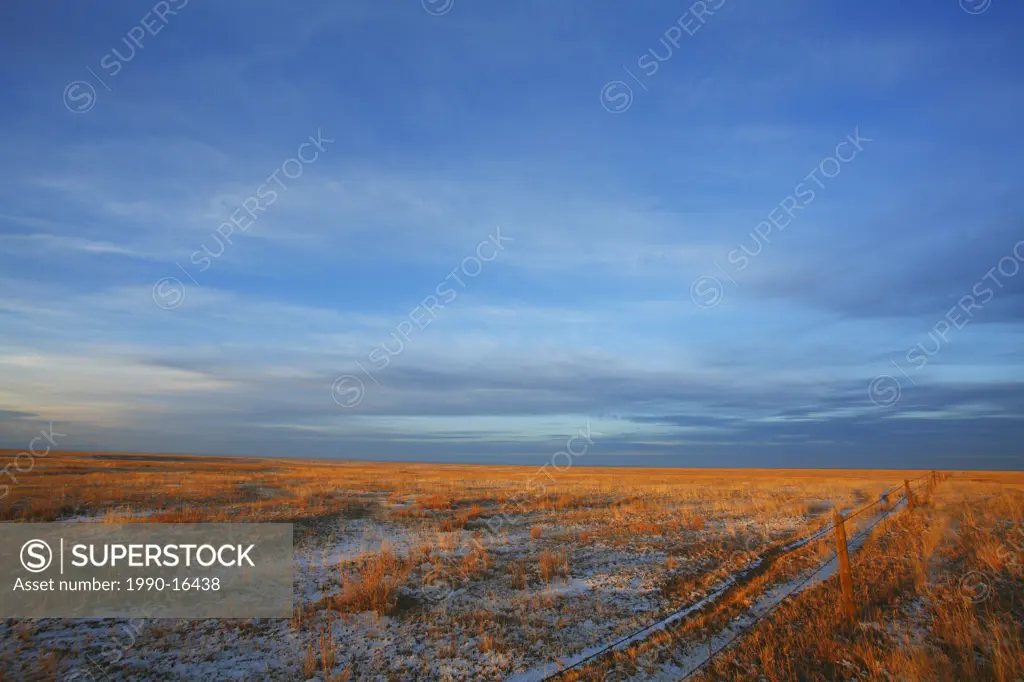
[569,502,907,682]
[0,492,839,681]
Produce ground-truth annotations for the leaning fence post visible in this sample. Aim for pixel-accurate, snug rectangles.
[905,479,915,512]
[832,509,856,622]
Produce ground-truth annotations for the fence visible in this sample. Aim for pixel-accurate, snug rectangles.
[541,471,947,681]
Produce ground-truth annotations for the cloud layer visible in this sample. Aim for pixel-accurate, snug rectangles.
[1,0,1023,469]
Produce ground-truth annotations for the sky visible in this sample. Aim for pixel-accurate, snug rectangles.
[1,0,1022,470]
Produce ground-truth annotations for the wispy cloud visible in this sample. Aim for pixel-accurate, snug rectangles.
[1,0,1022,468]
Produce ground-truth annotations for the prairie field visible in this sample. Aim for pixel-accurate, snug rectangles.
[1,451,1022,681]
[6,1,1023,680]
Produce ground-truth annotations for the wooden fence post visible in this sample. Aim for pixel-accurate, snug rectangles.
[905,479,914,512]
[832,509,856,622]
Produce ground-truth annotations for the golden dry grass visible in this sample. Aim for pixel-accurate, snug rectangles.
[689,480,1024,682]
[558,475,1024,682]
[2,450,1021,681]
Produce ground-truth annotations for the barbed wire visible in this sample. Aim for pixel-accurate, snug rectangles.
[844,475,928,523]
[678,547,841,680]
[678,478,923,681]
[540,516,839,680]
[539,473,936,681]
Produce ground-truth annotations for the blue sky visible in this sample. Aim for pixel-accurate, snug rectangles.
[1,0,1023,469]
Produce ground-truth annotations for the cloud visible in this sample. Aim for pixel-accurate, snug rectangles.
[1,0,1022,469]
